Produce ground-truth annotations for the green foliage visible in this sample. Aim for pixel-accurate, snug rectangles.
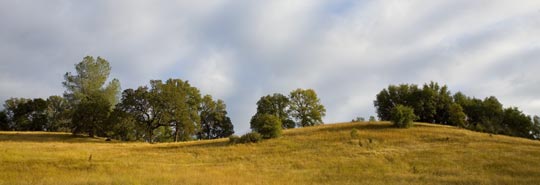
[108,108,141,141]
[502,107,534,138]
[449,103,467,128]
[250,114,282,139]
[62,56,120,136]
[254,93,295,129]
[153,79,202,142]
[239,132,262,143]
[374,82,452,124]
[62,56,120,106]
[289,88,326,127]
[198,95,234,139]
[71,94,111,137]
[352,117,365,122]
[350,128,359,139]
[369,116,376,122]
[117,78,204,143]
[228,134,240,144]
[46,96,70,132]
[532,116,540,139]
[3,98,48,131]
[0,111,8,130]
[390,105,416,128]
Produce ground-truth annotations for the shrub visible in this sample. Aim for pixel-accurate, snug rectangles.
[369,116,376,122]
[250,114,282,139]
[239,132,262,143]
[390,105,416,128]
[350,128,359,139]
[228,135,240,144]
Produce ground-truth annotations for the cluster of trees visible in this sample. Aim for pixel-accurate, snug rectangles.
[374,82,540,139]
[0,56,234,143]
[246,89,326,140]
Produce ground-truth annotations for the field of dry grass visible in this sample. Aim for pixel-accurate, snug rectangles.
[1,121,540,185]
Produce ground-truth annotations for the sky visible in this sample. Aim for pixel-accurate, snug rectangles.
[1,0,540,133]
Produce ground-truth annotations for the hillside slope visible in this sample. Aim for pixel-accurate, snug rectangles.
[1,122,540,185]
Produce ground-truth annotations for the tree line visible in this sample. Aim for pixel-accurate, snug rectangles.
[374,82,540,139]
[0,56,234,143]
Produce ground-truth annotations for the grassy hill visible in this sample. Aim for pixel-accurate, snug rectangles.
[1,122,540,185]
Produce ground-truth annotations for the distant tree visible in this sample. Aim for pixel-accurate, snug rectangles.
[198,95,234,139]
[253,93,294,129]
[374,84,419,121]
[501,107,533,138]
[154,79,202,142]
[289,88,326,127]
[533,116,540,139]
[46,96,70,131]
[63,56,120,106]
[63,56,120,135]
[369,116,376,122]
[3,98,30,129]
[0,111,9,130]
[71,93,111,137]
[7,98,48,131]
[390,105,416,128]
[352,117,365,122]
[374,82,452,124]
[118,79,203,143]
[117,87,167,143]
[479,96,504,133]
[108,108,141,141]
[250,114,282,139]
[449,103,467,128]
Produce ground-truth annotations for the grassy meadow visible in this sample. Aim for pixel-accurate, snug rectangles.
[1,122,540,185]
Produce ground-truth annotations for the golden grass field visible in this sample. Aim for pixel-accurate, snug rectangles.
[1,121,540,185]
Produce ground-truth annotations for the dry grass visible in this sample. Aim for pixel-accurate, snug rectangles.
[1,122,540,185]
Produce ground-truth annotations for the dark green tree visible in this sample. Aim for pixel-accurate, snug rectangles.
[501,107,533,138]
[7,98,48,131]
[198,95,234,139]
[390,105,416,128]
[108,108,142,141]
[3,98,30,129]
[71,94,111,137]
[289,88,326,127]
[0,111,8,130]
[46,95,70,131]
[448,103,467,128]
[253,93,294,129]
[154,79,202,142]
[63,56,120,135]
[250,113,282,139]
[117,87,166,143]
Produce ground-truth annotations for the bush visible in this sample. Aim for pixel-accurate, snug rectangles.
[350,128,359,139]
[390,105,416,128]
[250,114,282,139]
[228,135,240,144]
[239,132,262,143]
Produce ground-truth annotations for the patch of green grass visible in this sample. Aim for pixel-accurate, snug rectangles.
[1,122,540,184]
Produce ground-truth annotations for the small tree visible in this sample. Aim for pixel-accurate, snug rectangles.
[250,114,282,139]
[369,116,376,122]
[289,88,326,127]
[390,105,416,128]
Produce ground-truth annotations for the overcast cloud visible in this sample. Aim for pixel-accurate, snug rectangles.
[1,0,539,133]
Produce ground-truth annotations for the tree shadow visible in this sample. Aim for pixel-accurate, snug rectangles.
[0,132,106,143]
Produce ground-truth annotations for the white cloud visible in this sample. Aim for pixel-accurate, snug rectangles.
[1,0,540,133]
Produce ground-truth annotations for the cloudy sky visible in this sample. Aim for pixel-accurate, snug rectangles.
[1,0,539,133]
